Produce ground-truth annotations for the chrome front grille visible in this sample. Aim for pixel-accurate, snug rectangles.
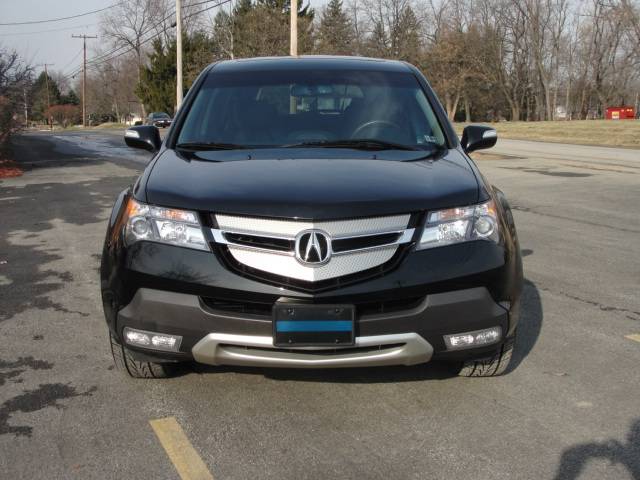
[211,214,414,282]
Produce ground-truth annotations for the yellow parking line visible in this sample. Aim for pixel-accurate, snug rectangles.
[625,334,640,343]
[150,417,214,480]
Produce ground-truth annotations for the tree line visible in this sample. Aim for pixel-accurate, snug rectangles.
[105,0,640,121]
[0,46,82,136]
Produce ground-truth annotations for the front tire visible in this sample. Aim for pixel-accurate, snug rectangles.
[457,336,515,377]
[109,332,172,378]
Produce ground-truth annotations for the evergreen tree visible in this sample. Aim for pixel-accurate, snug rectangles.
[137,34,214,115]
[233,0,253,17]
[392,6,420,63]
[316,0,355,55]
[212,10,233,60]
[365,21,389,58]
[255,0,313,17]
[60,89,80,105]
[231,0,314,57]
[137,39,175,115]
[30,71,61,121]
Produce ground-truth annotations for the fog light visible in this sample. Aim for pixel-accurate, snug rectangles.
[444,326,502,350]
[151,335,178,349]
[125,329,151,346]
[123,327,182,352]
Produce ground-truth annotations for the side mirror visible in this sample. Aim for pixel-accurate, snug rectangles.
[461,125,497,154]
[124,126,161,152]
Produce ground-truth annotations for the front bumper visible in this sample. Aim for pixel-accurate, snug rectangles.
[116,286,510,367]
[192,333,432,368]
[103,200,522,368]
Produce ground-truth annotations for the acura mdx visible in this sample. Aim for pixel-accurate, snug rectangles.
[102,56,523,378]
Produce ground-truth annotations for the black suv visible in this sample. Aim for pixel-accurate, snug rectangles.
[103,56,523,378]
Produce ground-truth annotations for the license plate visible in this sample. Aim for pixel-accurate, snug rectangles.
[273,303,355,347]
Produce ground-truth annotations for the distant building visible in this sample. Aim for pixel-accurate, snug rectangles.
[605,106,635,120]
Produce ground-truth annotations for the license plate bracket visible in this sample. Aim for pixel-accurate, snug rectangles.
[273,303,355,347]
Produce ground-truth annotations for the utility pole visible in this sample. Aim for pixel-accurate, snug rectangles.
[229,0,234,59]
[176,0,183,109]
[72,34,97,127]
[38,63,55,131]
[290,0,298,56]
[23,87,28,127]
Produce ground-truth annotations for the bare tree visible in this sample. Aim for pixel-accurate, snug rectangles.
[100,0,170,117]
[92,0,640,123]
[0,46,32,143]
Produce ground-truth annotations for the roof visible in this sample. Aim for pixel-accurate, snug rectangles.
[211,55,413,73]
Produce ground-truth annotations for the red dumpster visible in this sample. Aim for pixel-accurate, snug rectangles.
[605,106,635,120]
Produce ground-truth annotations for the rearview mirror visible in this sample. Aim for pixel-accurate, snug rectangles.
[124,126,161,152]
[290,84,335,97]
[461,125,497,154]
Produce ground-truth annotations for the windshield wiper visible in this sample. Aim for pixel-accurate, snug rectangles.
[283,139,418,151]
[175,142,247,151]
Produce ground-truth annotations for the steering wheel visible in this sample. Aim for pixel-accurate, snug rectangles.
[351,120,404,140]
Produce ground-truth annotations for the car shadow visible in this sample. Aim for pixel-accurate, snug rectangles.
[186,279,543,384]
[505,278,543,374]
[553,419,640,480]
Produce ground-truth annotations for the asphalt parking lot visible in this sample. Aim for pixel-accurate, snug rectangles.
[1,130,639,479]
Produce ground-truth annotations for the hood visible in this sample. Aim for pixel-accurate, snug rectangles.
[143,149,480,219]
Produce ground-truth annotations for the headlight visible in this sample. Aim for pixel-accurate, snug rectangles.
[124,199,209,251]
[417,200,499,250]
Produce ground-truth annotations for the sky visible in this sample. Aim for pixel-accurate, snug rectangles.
[0,0,110,77]
[0,0,326,81]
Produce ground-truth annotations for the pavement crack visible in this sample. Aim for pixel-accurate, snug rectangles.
[499,166,592,177]
[538,286,640,320]
[512,205,640,234]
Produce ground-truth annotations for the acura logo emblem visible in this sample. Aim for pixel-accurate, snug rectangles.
[295,230,331,266]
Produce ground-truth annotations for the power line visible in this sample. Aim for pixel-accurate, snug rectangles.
[85,0,223,68]
[64,0,218,75]
[0,23,96,37]
[0,4,121,26]
[61,48,85,73]
[66,0,223,77]
[66,6,180,77]
[65,0,229,79]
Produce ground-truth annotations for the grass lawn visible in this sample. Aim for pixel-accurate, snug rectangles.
[65,122,131,131]
[453,120,640,148]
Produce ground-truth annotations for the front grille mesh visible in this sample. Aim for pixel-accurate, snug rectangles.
[212,213,412,283]
[215,214,410,238]
[228,246,398,282]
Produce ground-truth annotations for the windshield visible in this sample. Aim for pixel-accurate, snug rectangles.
[176,69,446,150]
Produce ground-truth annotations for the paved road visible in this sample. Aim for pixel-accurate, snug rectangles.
[1,130,639,479]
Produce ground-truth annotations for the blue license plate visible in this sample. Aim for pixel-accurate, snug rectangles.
[273,304,355,347]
